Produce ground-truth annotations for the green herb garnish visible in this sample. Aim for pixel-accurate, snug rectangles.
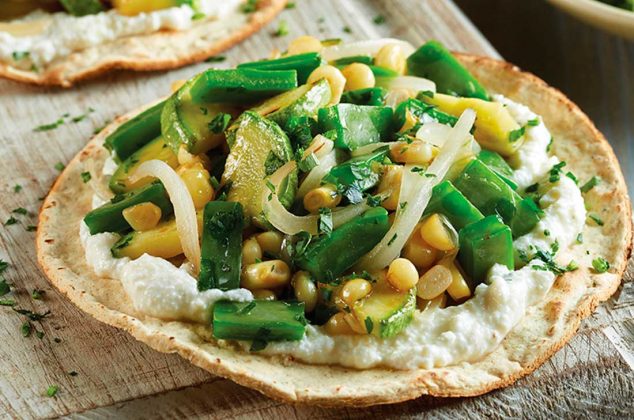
[208,113,231,134]
[273,20,289,37]
[580,176,601,193]
[592,257,610,273]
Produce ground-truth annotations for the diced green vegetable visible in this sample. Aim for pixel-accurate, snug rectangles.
[59,0,104,16]
[266,79,331,129]
[318,104,393,151]
[424,180,484,230]
[212,300,307,342]
[199,201,244,291]
[83,182,172,234]
[323,147,389,200]
[453,159,541,237]
[295,207,390,281]
[458,215,514,284]
[104,101,164,162]
[341,87,387,106]
[406,40,489,100]
[223,112,297,224]
[352,276,416,338]
[190,68,298,104]
[162,75,239,154]
[477,150,517,190]
[238,52,323,84]
[108,136,178,194]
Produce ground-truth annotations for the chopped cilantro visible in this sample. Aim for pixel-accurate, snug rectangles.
[273,20,289,37]
[588,214,604,226]
[69,371,78,377]
[364,317,374,333]
[36,330,44,339]
[34,118,65,132]
[32,289,44,300]
[192,11,205,20]
[366,195,382,207]
[13,185,22,193]
[12,207,27,215]
[0,260,8,275]
[543,229,550,237]
[0,279,10,296]
[54,337,62,343]
[71,108,94,123]
[26,225,37,232]
[21,322,32,337]
[12,51,30,61]
[12,308,50,321]
[388,233,398,246]
[285,2,296,8]
[549,161,566,183]
[576,233,583,244]
[526,117,540,126]
[318,207,333,236]
[580,176,601,193]
[342,26,352,34]
[592,257,610,273]
[205,55,226,63]
[54,162,65,172]
[4,216,18,226]
[508,126,525,142]
[265,180,276,201]
[81,171,92,183]
[93,121,110,135]
[373,14,386,24]
[241,0,257,13]
[46,385,59,398]
[208,113,231,134]
[0,299,15,307]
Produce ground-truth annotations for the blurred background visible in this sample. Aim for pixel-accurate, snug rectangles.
[456,0,634,198]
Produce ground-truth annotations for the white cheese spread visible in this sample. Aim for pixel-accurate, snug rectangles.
[0,0,242,69]
[80,95,588,370]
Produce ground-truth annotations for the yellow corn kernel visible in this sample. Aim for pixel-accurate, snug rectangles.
[241,260,291,290]
[287,35,323,55]
[420,214,456,251]
[252,289,276,301]
[178,162,214,209]
[402,230,438,269]
[292,271,318,312]
[344,313,367,334]
[324,312,356,335]
[335,278,372,309]
[256,231,284,256]
[242,237,262,266]
[390,140,434,165]
[171,79,186,93]
[377,165,403,211]
[374,43,406,75]
[341,63,376,91]
[303,184,341,213]
[307,65,346,104]
[417,264,453,300]
[112,0,175,16]
[418,292,447,311]
[122,202,162,232]
[438,255,471,302]
[386,258,419,291]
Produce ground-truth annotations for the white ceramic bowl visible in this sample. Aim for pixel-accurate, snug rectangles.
[548,0,634,40]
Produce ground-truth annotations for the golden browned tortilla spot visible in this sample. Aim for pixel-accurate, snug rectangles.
[0,0,287,87]
[36,54,632,406]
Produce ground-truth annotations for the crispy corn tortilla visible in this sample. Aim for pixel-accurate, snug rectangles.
[36,54,632,406]
[0,0,287,87]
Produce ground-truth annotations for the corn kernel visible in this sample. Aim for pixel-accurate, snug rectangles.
[390,140,434,165]
[287,35,323,55]
[438,255,471,302]
[303,184,341,213]
[241,260,291,290]
[242,237,262,266]
[403,230,438,269]
[417,264,452,300]
[113,0,175,16]
[341,63,376,91]
[324,312,356,335]
[420,214,456,251]
[377,165,403,211]
[418,293,447,311]
[307,65,346,104]
[344,313,367,334]
[387,258,419,291]
[122,202,162,231]
[252,289,276,301]
[292,271,318,312]
[374,43,406,75]
[178,162,214,209]
[335,278,372,309]
[255,231,284,257]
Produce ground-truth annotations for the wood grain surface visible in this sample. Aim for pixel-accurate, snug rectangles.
[0,0,632,418]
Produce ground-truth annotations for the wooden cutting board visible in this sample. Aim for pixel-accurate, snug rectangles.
[0,0,631,417]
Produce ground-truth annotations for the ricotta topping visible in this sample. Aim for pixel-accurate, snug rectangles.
[0,0,243,69]
[81,95,588,370]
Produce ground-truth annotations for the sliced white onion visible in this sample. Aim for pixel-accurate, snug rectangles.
[322,38,415,62]
[297,151,337,198]
[376,76,436,96]
[384,88,413,108]
[263,161,369,235]
[350,142,393,158]
[129,160,200,274]
[303,135,334,159]
[415,122,453,148]
[354,109,477,272]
